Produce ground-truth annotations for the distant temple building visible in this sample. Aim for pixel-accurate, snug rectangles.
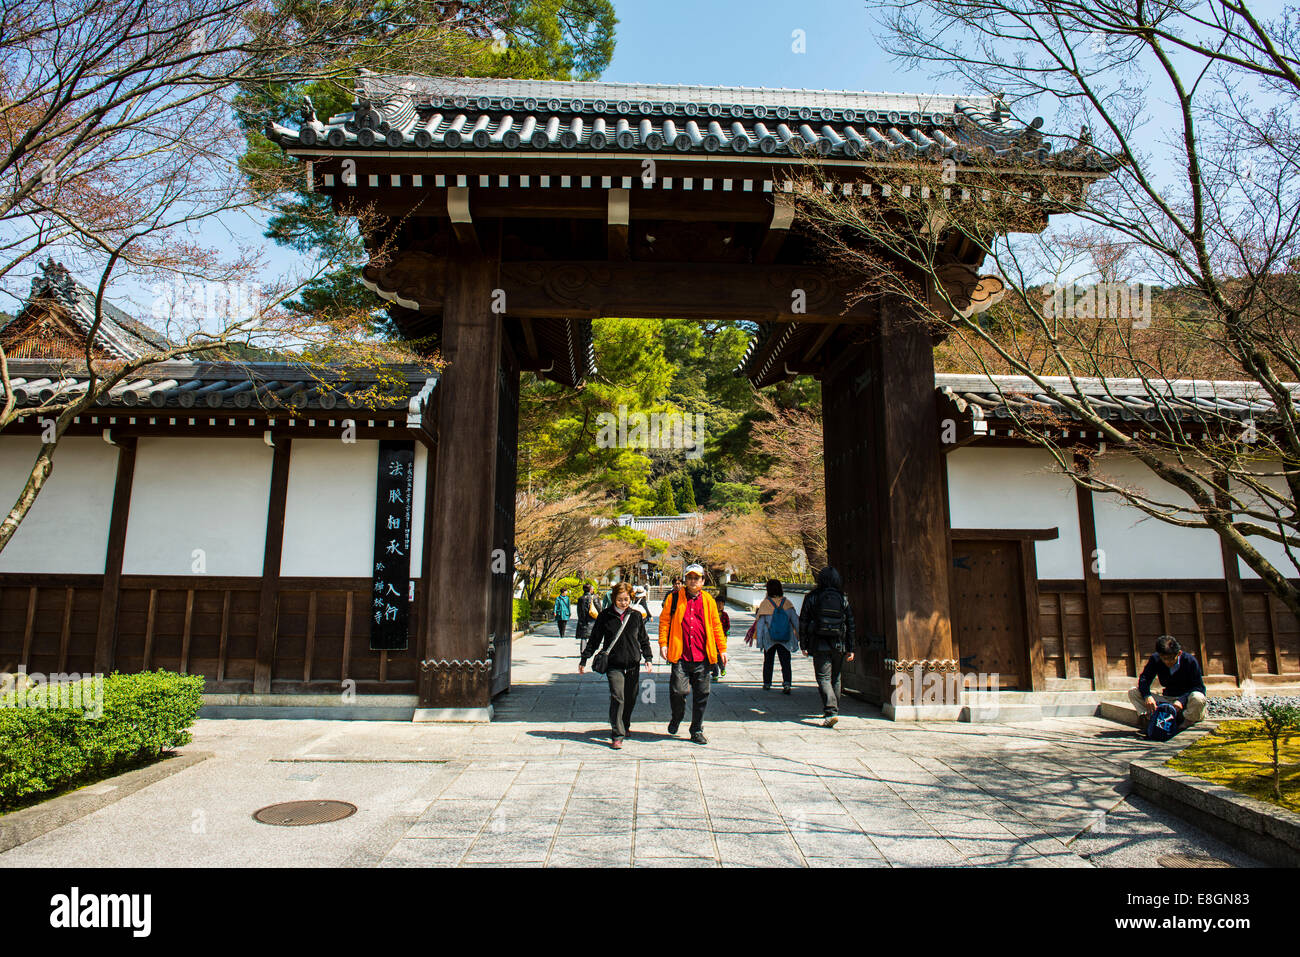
[0,260,172,361]
[617,512,701,541]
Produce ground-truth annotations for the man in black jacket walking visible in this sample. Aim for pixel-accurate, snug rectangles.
[799,566,856,727]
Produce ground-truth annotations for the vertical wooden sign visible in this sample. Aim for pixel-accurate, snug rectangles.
[371,440,415,650]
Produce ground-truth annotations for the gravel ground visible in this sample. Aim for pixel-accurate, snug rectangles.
[1207,694,1300,717]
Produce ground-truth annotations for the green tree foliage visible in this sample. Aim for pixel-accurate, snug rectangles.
[238,0,617,330]
[676,472,698,511]
[519,316,777,517]
[652,477,678,515]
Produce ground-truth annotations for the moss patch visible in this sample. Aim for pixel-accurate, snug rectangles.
[1167,720,1300,813]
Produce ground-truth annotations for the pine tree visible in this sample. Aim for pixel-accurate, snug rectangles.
[652,477,678,515]
[678,473,698,512]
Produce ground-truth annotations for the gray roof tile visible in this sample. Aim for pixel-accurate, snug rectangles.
[268,74,1110,169]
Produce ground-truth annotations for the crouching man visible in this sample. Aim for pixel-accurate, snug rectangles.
[1128,635,1207,731]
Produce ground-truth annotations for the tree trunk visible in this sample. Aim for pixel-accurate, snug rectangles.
[0,444,55,553]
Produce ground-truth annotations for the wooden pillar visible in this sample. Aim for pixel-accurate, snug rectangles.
[489,346,520,698]
[252,437,292,694]
[94,436,137,675]
[1214,481,1253,684]
[418,258,501,714]
[824,297,954,714]
[1073,463,1109,690]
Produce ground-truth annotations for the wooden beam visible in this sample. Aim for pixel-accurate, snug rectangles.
[1019,539,1046,692]
[833,297,954,708]
[447,186,480,254]
[94,436,137,675]
[57,586,73,673]
[1072,466,1109,690]
[21,586,36,667]
[362,254,876,322]
[421,258,501,710]
[180,589,194,674]
[801,323,837,364]
[519,316,540,361]
[950,527,1059,541]
[756,195,796,264]
[217,590,231,683]
[1267,593,1284,676]
[304,591,317,683]
[1214,482,1254,685]
[253,437,293,693]
[607,188,630,261]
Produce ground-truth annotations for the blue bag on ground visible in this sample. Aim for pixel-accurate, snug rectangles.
[1145,702,1183,741]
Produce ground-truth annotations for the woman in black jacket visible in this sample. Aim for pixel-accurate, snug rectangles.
[579,581,654,749]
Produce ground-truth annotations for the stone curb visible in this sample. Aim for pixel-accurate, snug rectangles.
[1129,748,1300,868]
[0,750,212,854]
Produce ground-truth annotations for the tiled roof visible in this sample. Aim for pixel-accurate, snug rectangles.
[938,374,1298,424]
[268,73,1108,168]
[2,359,437,414]
[0,260,174,361]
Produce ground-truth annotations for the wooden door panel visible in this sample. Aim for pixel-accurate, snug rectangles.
[950,540,1027,689]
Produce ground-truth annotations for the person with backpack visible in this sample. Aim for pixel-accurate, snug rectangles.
[579,582,655,749]
[711,607,731,681]
[553,588,572,638]
[575,583,599,648]
[658,563,728,745]
[1129,635,1207,736]
[754,579,799,694]
[799,566,856,727]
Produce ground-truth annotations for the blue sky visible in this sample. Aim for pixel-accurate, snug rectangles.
[602,0,955,95]
[107,0,952,321]
[69,0,1227,321]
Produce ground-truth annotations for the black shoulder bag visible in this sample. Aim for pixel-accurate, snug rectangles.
[592,611,634,675]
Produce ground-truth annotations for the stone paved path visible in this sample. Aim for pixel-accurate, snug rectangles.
[0,601,1262,868]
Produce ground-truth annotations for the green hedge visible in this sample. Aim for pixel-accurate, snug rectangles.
[0,671,203,810]
[512,598,531,629]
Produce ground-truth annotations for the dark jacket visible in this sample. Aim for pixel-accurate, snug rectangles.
[799,567,856,654]
[581,605,653,670]
[575,594,597,634]
[1137,652,1206,699]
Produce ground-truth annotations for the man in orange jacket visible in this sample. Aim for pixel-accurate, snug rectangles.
[658,563,728,745]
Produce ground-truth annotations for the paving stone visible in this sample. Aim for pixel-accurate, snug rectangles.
[382,838,474,866]
[634,819,715,859]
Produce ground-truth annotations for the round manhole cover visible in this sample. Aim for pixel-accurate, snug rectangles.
[1157,852,1231,869]
[254,800,357,826]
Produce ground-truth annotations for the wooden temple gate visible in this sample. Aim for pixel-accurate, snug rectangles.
[269,76,1104,717]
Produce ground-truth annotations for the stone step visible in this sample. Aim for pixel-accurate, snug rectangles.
[1099,700,1140,727]
[959,703,1044,723]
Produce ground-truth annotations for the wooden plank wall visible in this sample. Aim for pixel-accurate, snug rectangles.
[1,573,421,694]
[1038,580,1300,683]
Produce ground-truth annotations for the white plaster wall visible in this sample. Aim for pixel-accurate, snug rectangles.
[1090,454,1225,579]
[1229,466,1298,579]
[0,436,119,574]
[410,442,427,570]
[945,447,1083,579]
[122,438,272,575]
[280,440,378,577]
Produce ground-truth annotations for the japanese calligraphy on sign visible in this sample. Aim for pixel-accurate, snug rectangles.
[371,440,415,650]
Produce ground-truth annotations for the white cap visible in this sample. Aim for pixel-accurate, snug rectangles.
[684,563,705,576]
